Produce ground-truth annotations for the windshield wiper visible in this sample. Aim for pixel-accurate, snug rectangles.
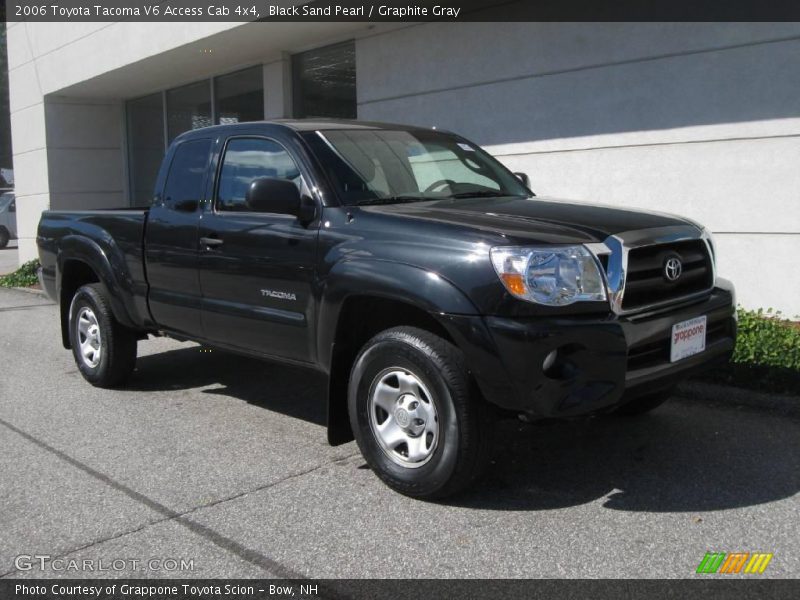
[448,191,517,199]
[354,196,435,206]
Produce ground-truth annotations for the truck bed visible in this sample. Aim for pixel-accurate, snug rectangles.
[37,208,151,332]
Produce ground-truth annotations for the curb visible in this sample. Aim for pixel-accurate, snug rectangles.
[677,380,800,416]
[11,286,47,297]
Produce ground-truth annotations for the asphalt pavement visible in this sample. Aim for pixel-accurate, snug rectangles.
[0,287,798,579]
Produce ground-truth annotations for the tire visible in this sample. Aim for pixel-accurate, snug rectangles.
[68,283,137,387]
[612,387,673,416]
[348,326,493,499]
[0,228,9,249]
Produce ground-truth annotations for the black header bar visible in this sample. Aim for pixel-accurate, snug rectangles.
[2,579,799,600]
[5,0,800,23]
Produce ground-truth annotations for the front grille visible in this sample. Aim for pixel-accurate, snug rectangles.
[622,240,713,311]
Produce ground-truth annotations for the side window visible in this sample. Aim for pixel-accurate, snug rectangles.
[162,139,211,210]
[216,138,303,212]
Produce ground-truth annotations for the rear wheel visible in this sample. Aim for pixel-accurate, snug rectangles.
[613,388,673,416]
[0,227,9,249]
[348,326,493,499]
[68,283,137,387]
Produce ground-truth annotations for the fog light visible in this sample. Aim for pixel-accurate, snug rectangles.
[542,350,558,372]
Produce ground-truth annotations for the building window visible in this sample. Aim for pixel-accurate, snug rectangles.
[126,93,165,207]
[126,67,265,206]
[292,40,356,119]
[166,80,212,144]
[215,66,264,125]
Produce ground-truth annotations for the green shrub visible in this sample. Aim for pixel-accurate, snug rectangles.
[700,307,800,394]
[0,259,41,288]
[732,307,800,370]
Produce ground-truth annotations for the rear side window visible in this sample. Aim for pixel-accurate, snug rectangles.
[162,139,211,210]
[216,138,303,212]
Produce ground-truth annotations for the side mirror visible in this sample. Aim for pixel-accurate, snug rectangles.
[514,172,530,188]
[246,177,315,223]
[8,202,15,213]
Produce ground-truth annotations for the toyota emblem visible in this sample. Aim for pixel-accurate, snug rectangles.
[664,257,682,282]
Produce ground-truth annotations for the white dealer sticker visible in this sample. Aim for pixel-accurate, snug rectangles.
[670,315,707,362]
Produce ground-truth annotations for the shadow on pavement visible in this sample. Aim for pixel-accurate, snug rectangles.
[129,345,328,427]
[452,400,800,513]
[129,345,800,514]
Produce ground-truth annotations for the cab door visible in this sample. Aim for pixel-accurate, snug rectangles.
[144,138,210,337]
[197,135,320,363]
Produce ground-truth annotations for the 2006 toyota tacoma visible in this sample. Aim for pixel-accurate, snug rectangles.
[38,119,736,498]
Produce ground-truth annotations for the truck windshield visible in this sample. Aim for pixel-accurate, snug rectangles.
[305,129,531,206]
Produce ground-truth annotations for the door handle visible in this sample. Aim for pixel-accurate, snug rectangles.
[200,237,224,248]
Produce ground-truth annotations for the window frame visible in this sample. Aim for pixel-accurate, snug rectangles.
[213,65,265,126]
[291,40,357,119]
[211,135,312,217]
[166,80,214,146]
[126,91,168,208]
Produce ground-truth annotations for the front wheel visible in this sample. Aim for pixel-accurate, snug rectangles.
[68,283,137,387]
[0,227,9,249]
[348,326,493,499]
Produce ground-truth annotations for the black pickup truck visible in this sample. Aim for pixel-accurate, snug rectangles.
[38,119,736,498]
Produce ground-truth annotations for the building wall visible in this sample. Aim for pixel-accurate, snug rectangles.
[45,97,126,210]
[357,23,800,315]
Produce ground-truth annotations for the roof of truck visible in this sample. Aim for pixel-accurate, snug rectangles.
[175,118,441,142]
[273,118,435,132]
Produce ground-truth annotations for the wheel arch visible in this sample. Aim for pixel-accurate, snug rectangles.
[318,259,480,445]
[57,235,140,348]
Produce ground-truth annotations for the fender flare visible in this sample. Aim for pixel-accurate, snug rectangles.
[317,259,479,445]
[317,258,479,371]
[56,234,142,346]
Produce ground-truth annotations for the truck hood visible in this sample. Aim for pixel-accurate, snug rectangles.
[362,195,698,244]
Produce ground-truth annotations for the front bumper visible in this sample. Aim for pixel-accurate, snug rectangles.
[441,279,736,418]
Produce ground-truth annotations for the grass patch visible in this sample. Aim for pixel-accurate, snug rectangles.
[0,259,40,288]
[698,307,800,395]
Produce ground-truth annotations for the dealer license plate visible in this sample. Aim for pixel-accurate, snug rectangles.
[670,316,707,363]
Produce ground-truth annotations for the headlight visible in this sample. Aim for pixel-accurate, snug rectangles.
[490,245,607,306]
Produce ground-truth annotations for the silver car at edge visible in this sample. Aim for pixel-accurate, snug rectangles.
[0,191,17,248]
